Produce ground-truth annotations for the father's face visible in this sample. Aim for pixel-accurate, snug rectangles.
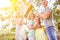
[41,0,48,7]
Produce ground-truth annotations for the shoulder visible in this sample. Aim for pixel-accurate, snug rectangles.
[45,7,52,12]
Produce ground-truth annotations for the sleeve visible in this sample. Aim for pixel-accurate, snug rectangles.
[28,20,33,26]
[45,7,52,13]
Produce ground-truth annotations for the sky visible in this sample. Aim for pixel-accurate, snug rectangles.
[0,0,56,8]
[0,0,11,8]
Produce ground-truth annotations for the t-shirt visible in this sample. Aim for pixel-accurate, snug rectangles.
[42,7,53,27]
[27,20,34,26]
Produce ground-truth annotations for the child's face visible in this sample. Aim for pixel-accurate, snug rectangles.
[35,17,40,23]
[30,14,35,20]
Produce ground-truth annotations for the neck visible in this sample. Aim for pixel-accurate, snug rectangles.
[44,5,47,8]
[44,4,48,8]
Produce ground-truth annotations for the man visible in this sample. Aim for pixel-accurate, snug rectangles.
[37,0,57,40]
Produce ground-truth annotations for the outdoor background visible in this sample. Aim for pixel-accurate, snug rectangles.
[0,0,60,40]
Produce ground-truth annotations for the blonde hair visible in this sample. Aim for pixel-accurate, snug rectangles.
[29,13,35,20]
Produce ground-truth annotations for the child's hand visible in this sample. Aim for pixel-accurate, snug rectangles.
[28,26,33,30]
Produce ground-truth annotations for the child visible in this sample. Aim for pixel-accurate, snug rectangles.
[32,16,48,40]
[15,18,21,40]
[16,18,27,40]
[27,13,35,40]
[19,18,27,40]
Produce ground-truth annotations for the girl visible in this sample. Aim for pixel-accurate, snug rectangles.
[27,13,35,40]
[32,16,48,40]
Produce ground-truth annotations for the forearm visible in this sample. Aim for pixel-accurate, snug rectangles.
[32,26,37,29]
[39,14,47,19]
[32,25,40,29]
[37,12,44,19]
[37,11,51,19]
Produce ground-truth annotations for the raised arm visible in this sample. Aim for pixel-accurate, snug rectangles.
[37,10,51,19]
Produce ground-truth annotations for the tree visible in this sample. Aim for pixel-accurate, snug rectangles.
[53,0,60,30]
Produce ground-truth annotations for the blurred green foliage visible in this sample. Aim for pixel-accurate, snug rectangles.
[53,0,60,29]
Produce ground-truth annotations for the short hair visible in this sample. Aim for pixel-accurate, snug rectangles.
[41,0,48,2]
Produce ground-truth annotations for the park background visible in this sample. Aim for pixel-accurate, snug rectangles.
[0,0,60,40]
